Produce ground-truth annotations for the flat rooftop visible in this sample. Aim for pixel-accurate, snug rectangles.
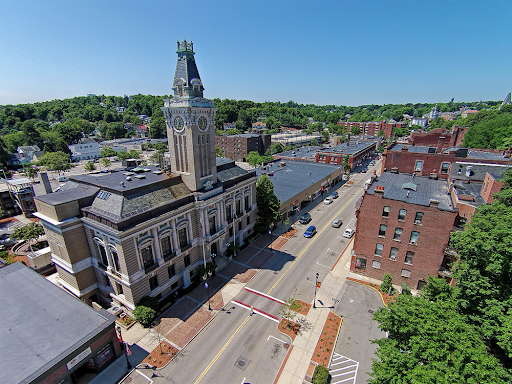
[278,146,320,159]
[0,263,116,383]
[256,160,341,203]
[367,171,456,211]
[450,162,511,182]
[318,139,377,156]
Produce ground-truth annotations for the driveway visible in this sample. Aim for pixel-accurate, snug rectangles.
[331,280,386,384]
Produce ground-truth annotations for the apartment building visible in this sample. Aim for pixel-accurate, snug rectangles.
[215,133,271,161]
[351,171,458,289]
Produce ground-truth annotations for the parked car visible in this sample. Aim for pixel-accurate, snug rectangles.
[299,213,312,224]
[57,175,68,182]
[304,225,317,238]
[330,191,338,199]
[369,160,376,166]
[331,219,343,228]
[343,228,355,238]
[323,197,333,205]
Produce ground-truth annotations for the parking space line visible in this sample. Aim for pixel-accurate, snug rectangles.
[329,353,359,384]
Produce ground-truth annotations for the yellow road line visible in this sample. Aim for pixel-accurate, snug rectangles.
[267,188,363,295]
[193,316,251,384]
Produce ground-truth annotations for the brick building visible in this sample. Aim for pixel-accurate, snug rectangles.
[33,40,257,311]
[409,126,469,148]
[382,144,512,179]
[315,138,378,170]
[215,133,271,161]
[0,263,121,384]
[351,172,458,290]
[337,121,407,139]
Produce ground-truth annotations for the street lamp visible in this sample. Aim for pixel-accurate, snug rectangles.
[116,326,132,370]
[203,270,213,310]
[269,222,274,252]
[313,273,319,309]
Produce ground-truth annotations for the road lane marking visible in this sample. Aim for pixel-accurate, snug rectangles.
[231,300,280,322]
[135,369,154,383]
[317,262,330,268]
[244,287,285,304]
[267,190,362,295]
[267,335,287,344]
[193,316,251,384]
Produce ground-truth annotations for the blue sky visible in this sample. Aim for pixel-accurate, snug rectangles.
[1,0,510,107]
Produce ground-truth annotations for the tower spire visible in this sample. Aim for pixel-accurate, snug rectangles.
[172,39,204,99]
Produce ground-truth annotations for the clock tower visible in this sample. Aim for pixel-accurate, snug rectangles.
[162,39,217,192]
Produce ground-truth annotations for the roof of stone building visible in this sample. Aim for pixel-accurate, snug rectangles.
[0,263,116,384]
[366,171,456,211]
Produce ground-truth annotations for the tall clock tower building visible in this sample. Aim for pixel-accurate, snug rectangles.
[162,39,217,192]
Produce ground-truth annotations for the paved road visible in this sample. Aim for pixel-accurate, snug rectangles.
[126,156,383,384]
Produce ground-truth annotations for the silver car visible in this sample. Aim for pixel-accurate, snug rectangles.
[331,219,342,228]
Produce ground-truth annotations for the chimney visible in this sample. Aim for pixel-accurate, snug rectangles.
[374,185,385,194]
[429,199,440,208]
[430,169,438,179]
[39,172,52,194]
[401,146,409,152]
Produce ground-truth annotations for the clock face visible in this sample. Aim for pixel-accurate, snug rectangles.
[198,116,208,131]
[173,116,184,132]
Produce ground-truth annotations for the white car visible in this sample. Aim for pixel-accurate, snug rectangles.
[323,197,333,205]
[343,228,355,238]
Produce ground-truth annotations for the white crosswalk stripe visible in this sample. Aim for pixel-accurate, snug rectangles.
[329,353,359,384]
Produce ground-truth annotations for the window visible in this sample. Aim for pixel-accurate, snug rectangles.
[245,195,250,211]
[236,200,242,216]
[168,264,175,278]
[226,206,232,222]
[398,209,406,221]
[141,245,154,269]
[375,243,383,256]
[149,275,159,290]
[401,269,411,278]
[393,228,403,241]
[372,260,381,269]
[415,160,423,172]
[389,247,398,261]
[209,216,216,235]
[440,162,450,174]
[229,226,233,237]
[355,257,366,270]
[410,231,419,244]
[414,212,424,224]
[184,255,191,267]
[379,224,387,237]
[178,227,188,248]
[382,206,390,217]
[161,236,172,258]
[98,245,108,267]
[405,251,414,265]
[111,248,121,271]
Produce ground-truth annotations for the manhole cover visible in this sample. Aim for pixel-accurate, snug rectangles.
[368,309,374,313]
[235,356,250,371]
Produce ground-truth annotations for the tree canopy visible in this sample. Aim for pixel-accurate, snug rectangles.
[255,174,281,233]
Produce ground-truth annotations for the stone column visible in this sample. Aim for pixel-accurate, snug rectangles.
[152,227,163,265]
[171,220,178,251]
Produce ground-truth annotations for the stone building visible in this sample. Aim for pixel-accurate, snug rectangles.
[33,40,257,310]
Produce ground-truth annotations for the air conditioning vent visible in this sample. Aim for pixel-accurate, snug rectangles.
[107,306,123,316]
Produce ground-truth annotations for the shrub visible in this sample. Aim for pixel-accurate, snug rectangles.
[133,306,156,327]
[137,296,159,311]
[312,365,330,384]
[380,273,393,294]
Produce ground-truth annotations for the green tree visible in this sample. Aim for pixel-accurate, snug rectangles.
[341,155,351,174]
[12,223,45,253]
[255,174,281,233]
[321,130,330,143]
[310,138,319,146]
[22,164,39,182]
[100,146,116,158]
[37,151,72,173]
[380,273,393,295]
[215,146,223,157]
[100,157,111,170]
[350,126,362,135]
[370,294,511,383]
[105,122,125,139]
[84,161,96,172]
[149,116,166,139]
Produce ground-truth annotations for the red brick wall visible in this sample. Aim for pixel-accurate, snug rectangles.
[480,173,505,203]
[38,325,121,384]
[410,128,452,148]
[351,191,457,289]
[381,148,455,178]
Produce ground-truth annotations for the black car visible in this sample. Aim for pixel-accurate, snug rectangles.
[299,213,312,224]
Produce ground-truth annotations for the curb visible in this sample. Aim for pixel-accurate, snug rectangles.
[272,345,294,384]
[330,236,354,272]
[346,276,388,307]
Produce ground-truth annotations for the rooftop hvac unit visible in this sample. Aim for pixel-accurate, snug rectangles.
[107,306,123,316]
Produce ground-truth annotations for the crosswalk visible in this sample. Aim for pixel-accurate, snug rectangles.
[329,353,359,384]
